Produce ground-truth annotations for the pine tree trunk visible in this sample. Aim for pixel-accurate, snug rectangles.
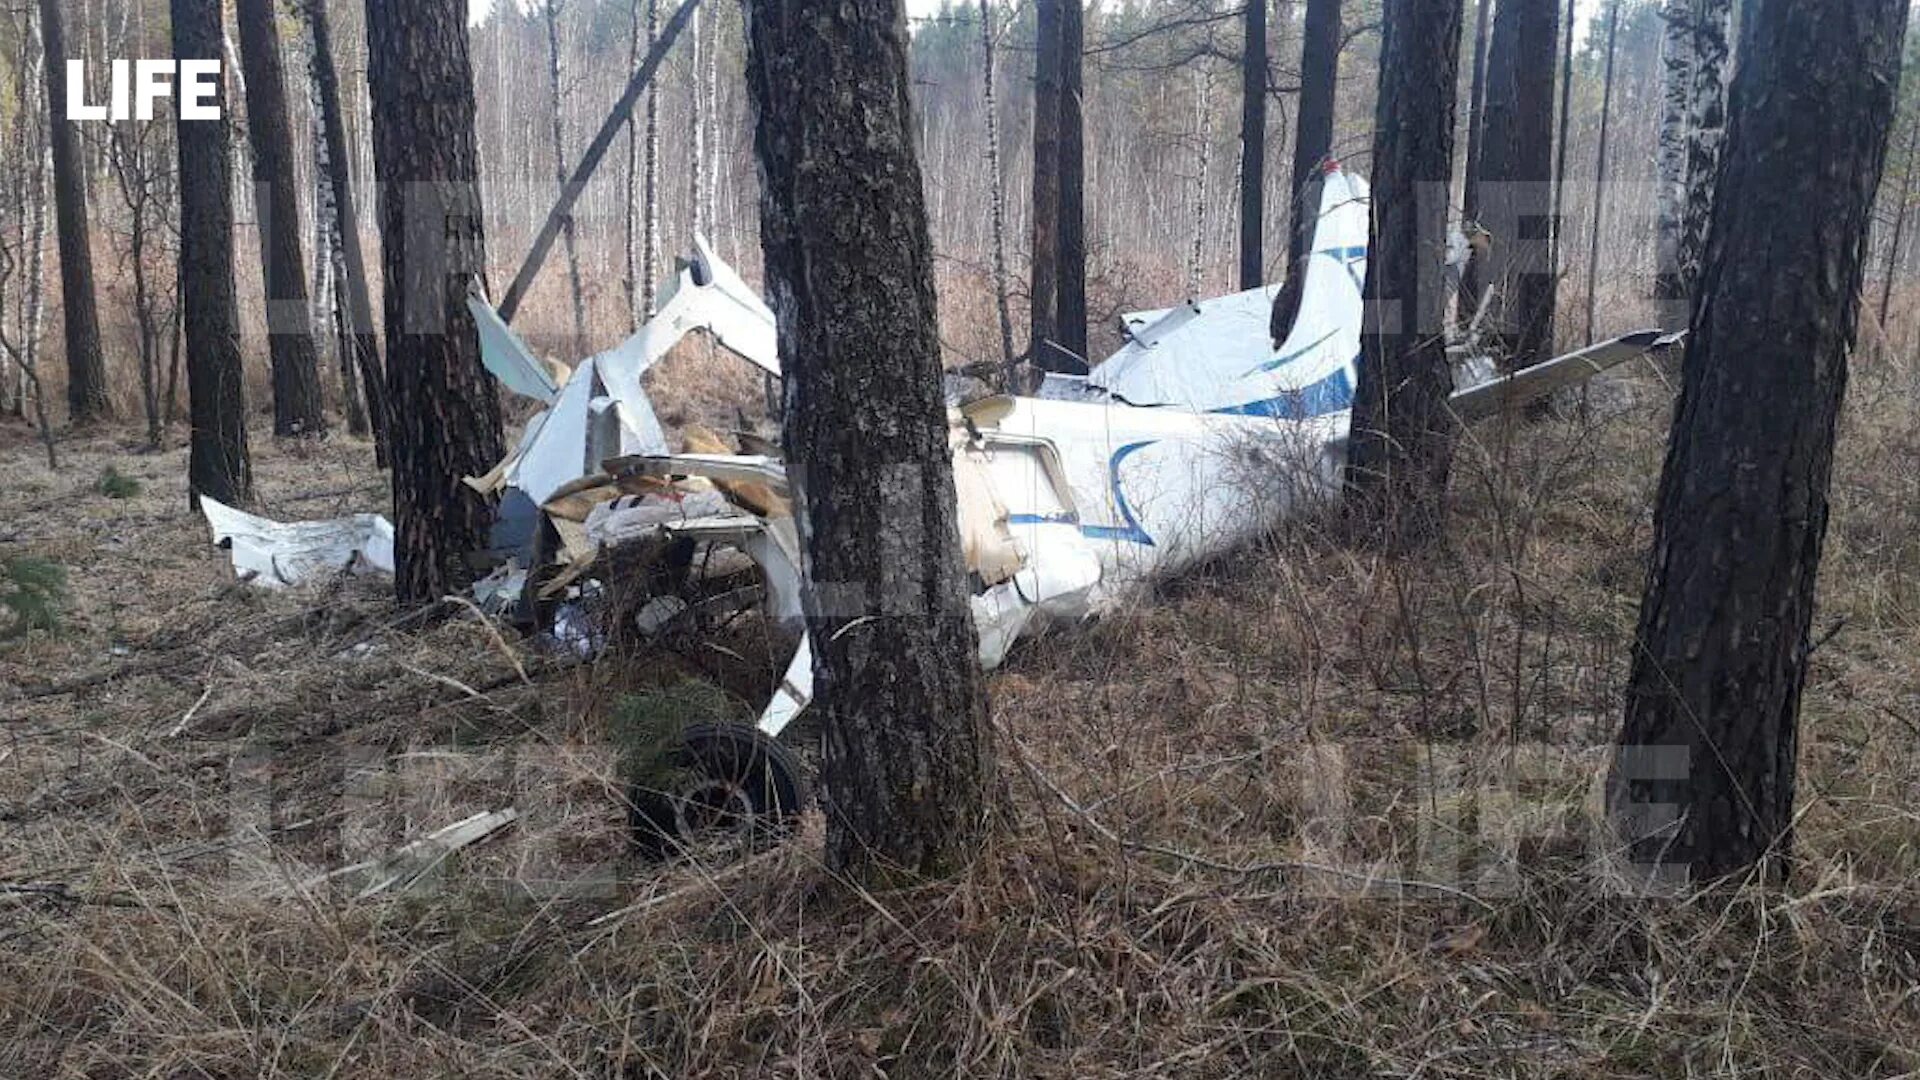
[1028,0,1062,373]
[743,0,996,880]
[39,0,111,424]
[1054,0,1087,369]
[237,0,328,439]
[173,0,254,508]
[1345,0,1465,552]
[306,0,388,461]
[366,0,506,605]
[1269,0,1340,345]
[1467,0,1558,369]
[1238,0,1267,291]
[1607,0,1908,885]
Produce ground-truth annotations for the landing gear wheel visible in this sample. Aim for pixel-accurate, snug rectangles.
[627,722,810,860]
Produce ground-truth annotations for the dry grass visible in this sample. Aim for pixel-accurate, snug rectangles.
[4,297,1920,1076]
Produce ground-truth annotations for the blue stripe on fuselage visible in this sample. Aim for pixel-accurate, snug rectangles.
[1211,365,1354,420]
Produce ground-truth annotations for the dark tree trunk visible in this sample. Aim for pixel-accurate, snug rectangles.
[236,0,328,438]
[366,0,506,605]
[1345,0,1465,552]
[1238,0,1268,291]
[1027,0,1061,373]
[1053,0,1088,371]
[1465,0,1558,369]
[172,0,253,508]
[1461,0,1492,220]
[39,0,110,424]
[1269,0,1340,345]
[743,0,996,879]
[1549,0,1575,280]
[306,0,389,464]
[1584,0,1622,345]
[1607,0,1908,885]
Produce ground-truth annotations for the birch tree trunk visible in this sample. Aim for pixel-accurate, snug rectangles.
[542,0,590,353]
[743,0,996,880]
[642,0,662,315]
[306,0,388,462]
[1654,0,1692,312]
[1679,0,1733,305]
[980,0,1017,377]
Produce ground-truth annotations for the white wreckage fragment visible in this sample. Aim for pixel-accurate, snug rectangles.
[199,496,394,588]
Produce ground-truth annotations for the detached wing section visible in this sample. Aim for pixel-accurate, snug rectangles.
[1447,330,1683,422]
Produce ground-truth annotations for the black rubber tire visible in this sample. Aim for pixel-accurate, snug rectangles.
[627,721,811,860]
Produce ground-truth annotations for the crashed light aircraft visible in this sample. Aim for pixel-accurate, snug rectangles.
[206,168,1677,850]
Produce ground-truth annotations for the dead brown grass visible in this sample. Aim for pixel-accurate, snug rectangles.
[4,297,1920,1076]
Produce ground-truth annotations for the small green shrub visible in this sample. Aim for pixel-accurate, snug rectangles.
[610,679,734,793]
[0,556,68,639]
[96,466,142,499]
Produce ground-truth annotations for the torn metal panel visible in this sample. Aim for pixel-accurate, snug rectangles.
[198,497,394,588]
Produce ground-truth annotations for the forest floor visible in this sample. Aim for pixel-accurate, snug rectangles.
[3,351,1920,1077]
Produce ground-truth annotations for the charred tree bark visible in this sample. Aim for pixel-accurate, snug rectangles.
[1466,0,1558,369]
[366,0,506,605]
[236,0,328,439]
[1054,0,1088,371]
[1607,0,1908,885]
[1238,0,1267,291]
[39,0,110,424]
[172,0,253,507]
[1345,0,1465,552]
[1270,0,1340,345]
[1028,0,1062,373]
[743,0,996,879]
[306,0,388,462]
[1653,0,1690,313]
